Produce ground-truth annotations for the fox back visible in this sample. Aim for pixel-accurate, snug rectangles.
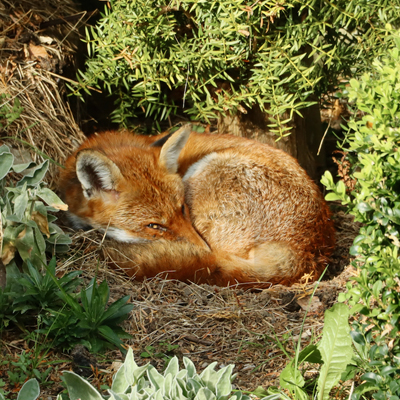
[60,125,335,287]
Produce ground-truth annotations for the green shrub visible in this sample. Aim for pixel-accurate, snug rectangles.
[72,0,400,133]
[322,30,400,399]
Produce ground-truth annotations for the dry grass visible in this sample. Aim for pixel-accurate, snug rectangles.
[0,0,88,185]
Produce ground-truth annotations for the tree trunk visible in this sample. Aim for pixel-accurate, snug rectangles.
[217,102,325,181]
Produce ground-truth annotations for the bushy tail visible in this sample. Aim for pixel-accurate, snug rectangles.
[102,239,322,287]
[210,242,303,287]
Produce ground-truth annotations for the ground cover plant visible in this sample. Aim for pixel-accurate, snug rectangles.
[322,28,400,399]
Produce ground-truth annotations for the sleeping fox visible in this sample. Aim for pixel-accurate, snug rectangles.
[59,125,335,287]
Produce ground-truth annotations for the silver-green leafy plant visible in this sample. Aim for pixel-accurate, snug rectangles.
[0,144,71,271]
[60,348,248,400]
[0,378,40,400]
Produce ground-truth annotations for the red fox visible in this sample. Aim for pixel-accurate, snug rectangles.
[60,125,335,287]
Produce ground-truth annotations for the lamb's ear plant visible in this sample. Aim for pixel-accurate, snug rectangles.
[61,347,248,400]
[0,378,40,400]
[0,143,71,274]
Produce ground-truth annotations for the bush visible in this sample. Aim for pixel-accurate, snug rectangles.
[322,30,400,399]
[73,0,400,133]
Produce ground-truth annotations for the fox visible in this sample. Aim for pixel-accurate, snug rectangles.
[59,125,335,287]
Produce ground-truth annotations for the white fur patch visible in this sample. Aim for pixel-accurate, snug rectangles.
[183,152,219,181]
[103,227,151,244]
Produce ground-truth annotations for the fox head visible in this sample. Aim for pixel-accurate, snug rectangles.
[61,125,209,249]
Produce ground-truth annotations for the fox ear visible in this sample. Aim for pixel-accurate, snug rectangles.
[76,150,122,198]
[159,125,191,174]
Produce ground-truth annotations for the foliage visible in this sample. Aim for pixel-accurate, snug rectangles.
[0,144,71,270]
[64,347,247,400]
[321,31,400,399]
[72,0,400,134]
[12,257,81,314]
[257,303,353,400]
[5,349,53,389]
[0,378,40,400]
[8,303,355,400]
[42,277,133,353]
[140,342,180,362]
[0,94,23,130]
[0,140,133,354]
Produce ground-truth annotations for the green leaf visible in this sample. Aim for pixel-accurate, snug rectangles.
[215,365,233,400]
[194,387,217,400]
[147,365,165,391]
[12,161,36,173]
[317,303,353,400]
[280,360,306,399]
[164,356,179,377]
[13,188,29,220]
[17,160,49,187]
[17,378,40,400]
[63,371,104,400]
[0,152,14,180]
[36,188,68,211]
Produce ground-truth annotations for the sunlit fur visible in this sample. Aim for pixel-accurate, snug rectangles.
[59,125,335,287]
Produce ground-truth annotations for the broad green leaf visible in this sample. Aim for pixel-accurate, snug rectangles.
[13,188,29,220]
[108,390,129,400]
[280,359,306,400]
[0,152,14,180]
[317,303,353,400]
[147,365,165,390]
[0,144,10,155]
[184,357,197,378]
[36,188,68,211]
[112,358,129,392]
[215,365,233,400]
[17,160,49,187]
[12,161,36,173]
[63,370,104,400]
[17,378,40,400]
[164,356,179,377]
[194,387,217,400]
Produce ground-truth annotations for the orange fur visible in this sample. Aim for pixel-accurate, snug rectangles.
[59,125,335,287]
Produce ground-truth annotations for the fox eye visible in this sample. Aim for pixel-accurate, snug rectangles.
[147,223,167,232]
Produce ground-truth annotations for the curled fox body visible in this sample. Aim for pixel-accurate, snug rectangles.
[60,125,335,287]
